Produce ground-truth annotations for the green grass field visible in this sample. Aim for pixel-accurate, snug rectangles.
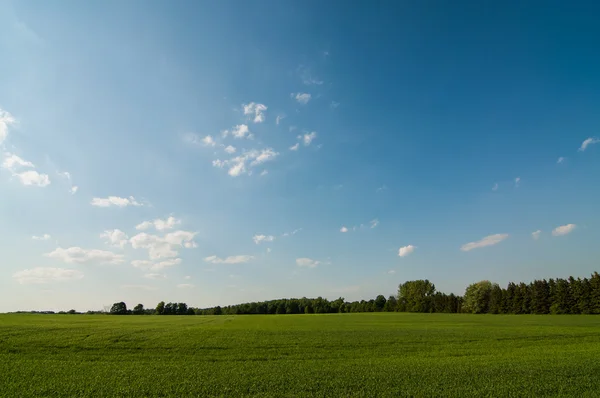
[2,313,600,397]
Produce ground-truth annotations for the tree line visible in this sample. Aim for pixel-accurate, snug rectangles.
[13,271,599,315]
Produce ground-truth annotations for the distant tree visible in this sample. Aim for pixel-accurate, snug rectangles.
[67,309,77,315]
[398,280,436,313]
[213,306,222,315]
[590,272,600,314]
[133,304,144,315]
[551,279,571,314]
[176,303,188,315]
[463,281,494,314]
[384,296,398,312]
[304,304,314,314]
[488,284,503,314]
[110,302,128,315]
[374,295,387,312]
[155,301,165,315]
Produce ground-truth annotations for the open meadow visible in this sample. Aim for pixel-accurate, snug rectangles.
[1,313,600,397]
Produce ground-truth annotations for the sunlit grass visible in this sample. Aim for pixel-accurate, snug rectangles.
[1,313,600,396]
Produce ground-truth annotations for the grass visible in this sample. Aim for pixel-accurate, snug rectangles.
[1,313,600,397]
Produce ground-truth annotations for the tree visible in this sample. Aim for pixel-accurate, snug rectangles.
[590,272,600,314]
[155,301,165,315]
[110,302,127,315]
[398,280,436,313]
[374,295,387,312]
[384,296,398,312]
[462,281,494,314]
[133,304,144,315]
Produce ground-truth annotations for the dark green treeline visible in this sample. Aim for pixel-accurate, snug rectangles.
[89,271,600,315]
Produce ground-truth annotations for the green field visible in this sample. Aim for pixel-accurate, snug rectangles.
[2,313,600,397]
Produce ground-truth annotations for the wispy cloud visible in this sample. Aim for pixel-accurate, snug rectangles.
[13,267,83,284]
[130,231,197,260]
[557,157,566,164]
[289,143,299,151]
[45,247,125,264]
[552,224,576,236]
[121,285,158,291]
[291,92,311,104]
[0,108,16,145]
[32,234,51,241]
[492,183,499,191]
[201,135,216,147]
[177,283,194,289]
[301,132,317,146]
[398,245,416,257]
[579,137,599,152]
[296,258,321,268]
[144,273,166,280]
[224,145,236,154]
[223,124,253,139]
[253,234,275,244]
[370,219,379,229]
[282,228,302,237]
[340,226,348,233]
[514,177,521,188]
[100,229,129,248]
[330,101,340,109]
[243,102,267,123]
[387,269,396,274]
[204,255,254,264]
[91,196,143,208]
[132,258,182,271]
[461,234,509,252]
[376,185,388,193]
[532,230,542,240]
[2,153,34,170]
[136,217,181,231]
[275,115,286,125]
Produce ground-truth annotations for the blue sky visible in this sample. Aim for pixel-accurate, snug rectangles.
[1,1,600,312]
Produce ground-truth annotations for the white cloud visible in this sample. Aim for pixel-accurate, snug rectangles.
[177,283,194,289]
[302,132,317,146]
[32,234,51,241]
[132,258,182,270]
[492,183,499,191]
[144,273,166,279]
[387,269,396,274]
[13,267,83,284]
[100,229,129,248]
[228,156,247,176]
[70,186,79,195]
[460,234,509,252]
[226,124,253,139]
[0,108,16,145]
[340,226,348,233]
[91,196,142,207]
[260,170,268,176]
[557,157,565,164]
[121,284,158,291]
[243,102,267,123]
[276,115,285,125]
[131,260,152,268]
[579,137,599,152]
[224,145,236,154]
[282,228,302,237]
[45,247,125,264]
[532,230,542,240]
[398,245,416,257]
[253,234,275,244]
[15,170,50,187]
[370,219,379,229]
[289,143,299,151]
[136,216,181,231]
[296,258,320,268]
[514,177,521,188]
[292,93,311,104]
[182,133,201,145]
[212,159,226,168]
[250,148,278,166]
[204,255,254,264]
[2,153,34,170]
[130,230,197,260]
[184,275,191,280]
[552,224,576,236]
[201,135,216,147]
